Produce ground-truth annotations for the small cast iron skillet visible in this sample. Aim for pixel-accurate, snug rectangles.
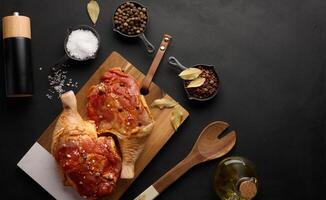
[112,1,155,53]
[52,25,100,67]
[168,56,220,101]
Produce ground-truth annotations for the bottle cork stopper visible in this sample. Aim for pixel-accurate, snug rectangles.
[239,180,257,199]
[2,12,31,39]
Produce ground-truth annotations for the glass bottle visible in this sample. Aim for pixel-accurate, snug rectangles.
[213,157,259,200]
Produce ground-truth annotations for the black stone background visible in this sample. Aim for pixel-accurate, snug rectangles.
[0,0,325,199]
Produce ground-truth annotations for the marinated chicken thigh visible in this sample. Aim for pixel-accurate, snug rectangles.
[87,68,154,179]
[52,91,122,199]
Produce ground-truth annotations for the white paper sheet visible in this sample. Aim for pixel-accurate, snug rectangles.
[17,142,83,200]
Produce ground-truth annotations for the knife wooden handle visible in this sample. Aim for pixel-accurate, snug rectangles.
[140,34,172,95]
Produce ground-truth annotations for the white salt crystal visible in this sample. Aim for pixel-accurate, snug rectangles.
[46,94,53,99]
[66,29,99,60]
[45,64,79,100]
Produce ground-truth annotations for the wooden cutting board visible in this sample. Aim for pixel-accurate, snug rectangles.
[37,51,189,200]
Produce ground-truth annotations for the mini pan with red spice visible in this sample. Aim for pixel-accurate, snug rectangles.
[169,56,220,101]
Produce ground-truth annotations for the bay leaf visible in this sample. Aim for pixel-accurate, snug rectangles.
[171,105,184,130]
[178,68,202,80]
[151,98,177,109]
[186,77,206,88]
[87,0,100,25]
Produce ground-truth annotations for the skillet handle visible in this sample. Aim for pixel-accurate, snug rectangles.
[168,56,188,71]
[139,33,155,54]
[140,34,172,95]
[51,54,70,71]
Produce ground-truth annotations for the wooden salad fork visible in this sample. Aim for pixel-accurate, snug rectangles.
[134,121,237,200]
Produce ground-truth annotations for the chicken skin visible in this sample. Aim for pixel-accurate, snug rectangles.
[87,68,154,179]
[52,91,122,199]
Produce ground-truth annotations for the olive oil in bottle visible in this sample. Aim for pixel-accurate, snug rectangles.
[214,157,259,200]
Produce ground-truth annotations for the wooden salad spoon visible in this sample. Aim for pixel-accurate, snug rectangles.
[134,121,237,200]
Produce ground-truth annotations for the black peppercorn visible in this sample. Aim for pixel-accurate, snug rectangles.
[114,1,148,36]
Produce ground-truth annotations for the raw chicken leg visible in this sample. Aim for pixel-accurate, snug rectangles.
[87,68,155,179]
[52,91,122,199]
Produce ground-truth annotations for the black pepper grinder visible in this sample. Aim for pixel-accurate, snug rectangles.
[2,12,33,97]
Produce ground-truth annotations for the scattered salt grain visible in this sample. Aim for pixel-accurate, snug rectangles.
[46,93,53,99]
[66,29,99,60]
[45,63,79,100]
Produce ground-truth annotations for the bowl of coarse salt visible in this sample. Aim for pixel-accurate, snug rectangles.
[64,25,100,61]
